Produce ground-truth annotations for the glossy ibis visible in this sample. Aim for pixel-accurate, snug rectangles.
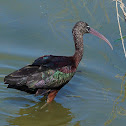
[4,21,113,104]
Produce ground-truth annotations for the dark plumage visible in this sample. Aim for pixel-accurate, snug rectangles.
[4,21,113,103]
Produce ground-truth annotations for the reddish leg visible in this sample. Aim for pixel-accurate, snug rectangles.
[41,90,59,109]
[47,90,59,103]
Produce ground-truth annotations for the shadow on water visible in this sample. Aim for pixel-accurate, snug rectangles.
[7,98,73,126]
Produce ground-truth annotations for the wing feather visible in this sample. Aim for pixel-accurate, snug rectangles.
[4,55,75,93]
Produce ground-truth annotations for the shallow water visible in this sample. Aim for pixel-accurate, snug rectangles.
[0,0,126,126]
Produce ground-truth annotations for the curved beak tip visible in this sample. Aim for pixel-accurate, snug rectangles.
[89,27,113,51]
[111,46,113,50]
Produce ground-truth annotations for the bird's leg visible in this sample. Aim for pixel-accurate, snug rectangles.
[41,90,59,109]
[47,90,59,103]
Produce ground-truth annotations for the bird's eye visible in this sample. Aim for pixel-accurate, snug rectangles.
[86,26,90,32]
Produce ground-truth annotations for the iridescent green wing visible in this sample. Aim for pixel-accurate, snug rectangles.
[26,67,75,89]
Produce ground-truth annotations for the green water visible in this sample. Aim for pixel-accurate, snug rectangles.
[0,0,126,126]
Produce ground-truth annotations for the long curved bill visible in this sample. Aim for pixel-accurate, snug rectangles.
[89,28,113,50]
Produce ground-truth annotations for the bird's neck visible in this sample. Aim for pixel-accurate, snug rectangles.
[72,30,84,67]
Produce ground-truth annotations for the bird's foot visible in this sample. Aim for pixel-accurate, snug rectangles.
[41,102,48,109]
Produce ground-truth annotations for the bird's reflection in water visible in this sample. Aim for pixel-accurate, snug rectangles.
[8,97,73,126]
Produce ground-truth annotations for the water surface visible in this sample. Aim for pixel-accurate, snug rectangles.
[0,0,126,126]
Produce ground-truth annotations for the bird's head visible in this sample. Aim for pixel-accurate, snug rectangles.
[72,21,113,50]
